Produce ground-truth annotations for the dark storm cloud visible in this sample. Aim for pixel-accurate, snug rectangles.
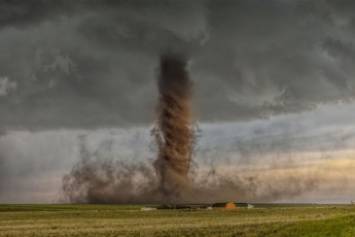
[192,0,355,120]
[1,0,355,129]
[0,0,74,29]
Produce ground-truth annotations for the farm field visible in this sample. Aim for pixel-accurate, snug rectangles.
[0,204,355,237]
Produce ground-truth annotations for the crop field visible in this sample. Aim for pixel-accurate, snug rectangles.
[0,204,355,237]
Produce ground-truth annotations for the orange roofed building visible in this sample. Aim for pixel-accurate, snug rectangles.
[212,202,236,210]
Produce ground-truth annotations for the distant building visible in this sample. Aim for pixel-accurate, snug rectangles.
[212,202,253,210]
[212,202,236,209]
[235,203,248,209]
[141,207,157,211]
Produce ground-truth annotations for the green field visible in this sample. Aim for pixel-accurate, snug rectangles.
[0,204,354,237]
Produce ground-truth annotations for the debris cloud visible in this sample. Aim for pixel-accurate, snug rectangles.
[62,137,160,204]
[62,137,322,204]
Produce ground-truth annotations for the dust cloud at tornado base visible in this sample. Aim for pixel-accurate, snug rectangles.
[62,54,324,204]
[62,135,325,204]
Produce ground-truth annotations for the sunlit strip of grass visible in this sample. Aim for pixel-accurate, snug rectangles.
[120,214,355,237]
[271,214,355,237]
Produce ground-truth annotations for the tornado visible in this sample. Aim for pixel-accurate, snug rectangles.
[153,53,195,198]
[61,53,321,204]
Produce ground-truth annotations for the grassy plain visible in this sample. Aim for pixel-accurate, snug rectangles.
[0,204,354,237]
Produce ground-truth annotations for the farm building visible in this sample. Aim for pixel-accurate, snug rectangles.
[212,202,253,209]
[140,207,157,211]
[212,202,236,209]
[235,203,248,208]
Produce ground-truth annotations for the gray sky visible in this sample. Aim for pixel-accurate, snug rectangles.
[0,0,355,203]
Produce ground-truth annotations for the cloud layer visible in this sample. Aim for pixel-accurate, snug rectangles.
[0,1,355,129]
